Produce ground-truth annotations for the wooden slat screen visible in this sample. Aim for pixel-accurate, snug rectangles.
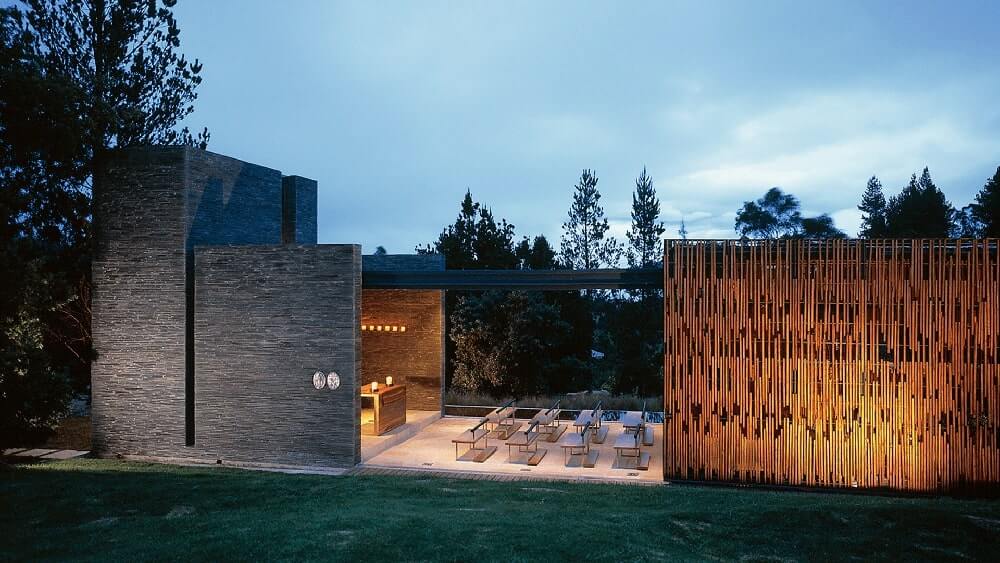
[663,239,1000,492]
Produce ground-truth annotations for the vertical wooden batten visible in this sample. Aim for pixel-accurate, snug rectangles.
[663,239,1000,492]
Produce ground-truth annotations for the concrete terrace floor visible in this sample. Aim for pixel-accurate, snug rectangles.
[363,415,663,484]
[360,409,441,462]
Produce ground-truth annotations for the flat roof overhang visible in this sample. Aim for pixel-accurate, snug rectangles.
[361,268,663,290]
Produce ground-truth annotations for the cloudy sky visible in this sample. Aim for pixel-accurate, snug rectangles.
[174,1,1000,253]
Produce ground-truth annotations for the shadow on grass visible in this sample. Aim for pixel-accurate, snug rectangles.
[2,459,998,561]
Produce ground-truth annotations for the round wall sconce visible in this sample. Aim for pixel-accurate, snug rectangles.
[327,371,341,390]
[312,370,326,389]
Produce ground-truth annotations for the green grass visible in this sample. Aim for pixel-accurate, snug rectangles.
[2,459,999,561]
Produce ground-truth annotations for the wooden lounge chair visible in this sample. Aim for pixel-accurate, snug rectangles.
[529,400,566,442]
[451,418,496,462]
[614,407,651,470]
[619,401,646,435]
[561,421,599,468]
[505,420,547,465]
[573,401,609,444]
[484,400,521,439]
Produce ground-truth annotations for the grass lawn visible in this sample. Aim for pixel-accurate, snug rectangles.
[2,459,999,561]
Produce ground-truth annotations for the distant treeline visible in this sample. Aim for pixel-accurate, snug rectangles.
[415,164,1000,401]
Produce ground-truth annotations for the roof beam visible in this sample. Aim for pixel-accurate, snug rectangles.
[361,268,663,290]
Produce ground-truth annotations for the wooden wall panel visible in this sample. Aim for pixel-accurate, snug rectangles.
[663,239,1000,492]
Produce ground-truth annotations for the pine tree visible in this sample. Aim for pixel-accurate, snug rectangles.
[419,190,516,269]
[886,167,954,237]
[678,218,688,240]
[1,0,207,444]
[971,166,1000,237]
[560,169,621,269]
[516,235,557,269]
[625,167,665,268]
[858,176,888,237]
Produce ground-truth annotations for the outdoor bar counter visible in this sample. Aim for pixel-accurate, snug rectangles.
[361,383,407,435]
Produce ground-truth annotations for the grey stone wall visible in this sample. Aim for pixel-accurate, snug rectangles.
[92,146,321,461]
[281,176,318,244]
[92,148,191,456]
[361,254,444,411]
[194,244,361,467]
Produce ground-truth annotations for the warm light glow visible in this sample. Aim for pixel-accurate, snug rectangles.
[386,376,393,386]
[359,323,408,333]
[371,381,379,392]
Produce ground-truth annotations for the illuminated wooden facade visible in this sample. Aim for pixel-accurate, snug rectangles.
[663,239,1000,492]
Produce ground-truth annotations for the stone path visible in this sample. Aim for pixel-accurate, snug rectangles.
[2,448,90,460]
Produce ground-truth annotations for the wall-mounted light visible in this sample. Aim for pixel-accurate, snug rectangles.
[312,370,326,390]
[327,371,340,390]
[360,324,408,333]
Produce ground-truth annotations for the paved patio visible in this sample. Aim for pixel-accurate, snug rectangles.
[363,415,663,484]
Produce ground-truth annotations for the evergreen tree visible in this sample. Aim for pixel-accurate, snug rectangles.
[560,169,622,269]
[885,168,954,237]
[971,166,1000,237]
[858,176,888,237]
[473,206,517,269]
[516,235,557,270]
[953,205,983,238]
[450,291,571,397]
[678,217,688,240]
[625,167,665,268]
[419,190,516,269]
[1,1,206,443]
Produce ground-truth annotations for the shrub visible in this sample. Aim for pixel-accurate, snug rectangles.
[0,313,72,447]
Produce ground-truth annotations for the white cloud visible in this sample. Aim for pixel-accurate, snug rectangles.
[656,83,1000,238]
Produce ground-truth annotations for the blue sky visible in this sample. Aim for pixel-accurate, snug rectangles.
[173,1,1000,253]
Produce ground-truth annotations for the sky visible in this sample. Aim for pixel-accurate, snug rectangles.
[172,1,1000,253]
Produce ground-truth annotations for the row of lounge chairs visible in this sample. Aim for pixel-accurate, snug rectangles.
[451,400,654,470]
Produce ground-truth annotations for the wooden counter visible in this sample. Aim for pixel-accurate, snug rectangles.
[361,384,406,435]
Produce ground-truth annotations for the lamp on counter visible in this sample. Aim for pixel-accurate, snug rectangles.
[371,381,379,393]
[386,376,393,386]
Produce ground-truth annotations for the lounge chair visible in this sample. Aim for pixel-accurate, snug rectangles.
[451,418,496,462]
[529,400,566,442]
[573,401,609,444]
[484,400,521,439]
[505,420,547,465]
[561,421,599,467]
[613,407,651,470]
[619,401,646,435]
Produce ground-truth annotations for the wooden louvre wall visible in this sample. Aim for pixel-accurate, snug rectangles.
[663,239,1000,492]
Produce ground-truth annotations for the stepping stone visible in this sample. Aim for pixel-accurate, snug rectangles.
[14,449,56,457]
[41,450,90,460]
[2,448,27,456]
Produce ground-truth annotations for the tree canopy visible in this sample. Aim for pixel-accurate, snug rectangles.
[858,176,888,238]
[1,0,206,445]
[625,167,665,268]
[734,187,844,239]
[560,169,621,269]
[971,166,1000,237]
[884,168,954,238]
